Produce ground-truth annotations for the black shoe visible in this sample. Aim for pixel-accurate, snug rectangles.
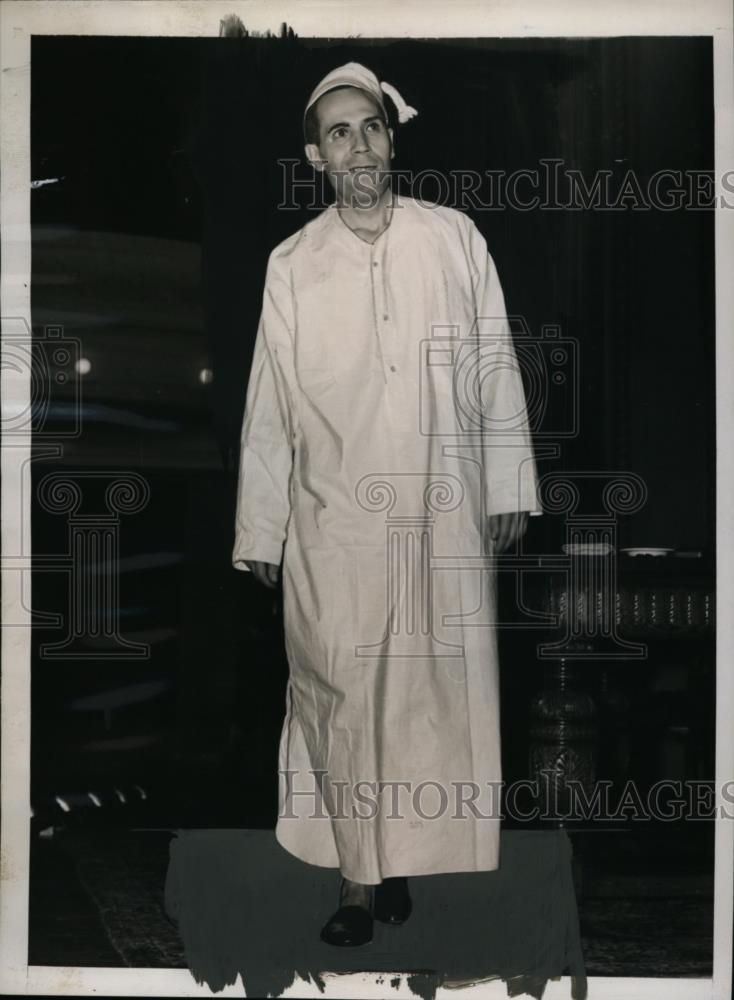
[319,904,373,947]
[373,876,412,925]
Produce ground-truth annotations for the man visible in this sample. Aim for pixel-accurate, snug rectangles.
[233,62,541,946]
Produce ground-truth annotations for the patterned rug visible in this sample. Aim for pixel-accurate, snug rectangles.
[56,829,186,967]
[580,893,713,976]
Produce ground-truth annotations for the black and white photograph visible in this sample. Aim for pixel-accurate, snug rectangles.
[1,2,733,998]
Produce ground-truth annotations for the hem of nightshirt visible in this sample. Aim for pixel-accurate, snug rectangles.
[375,855,501,880]
[274,821,342,873]
[274,825,383,885]
[274,821,501,883]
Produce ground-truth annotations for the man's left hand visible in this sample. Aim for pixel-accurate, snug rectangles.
[487,511,529,553]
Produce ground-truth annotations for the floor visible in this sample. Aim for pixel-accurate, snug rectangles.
[28,803,714,978]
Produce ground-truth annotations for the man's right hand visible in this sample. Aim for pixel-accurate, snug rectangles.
[244,560,280,589]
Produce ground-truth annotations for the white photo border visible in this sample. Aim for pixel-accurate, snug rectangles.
[1,2,732,998]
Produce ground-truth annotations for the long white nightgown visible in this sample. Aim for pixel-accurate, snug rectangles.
[233,194,541,884]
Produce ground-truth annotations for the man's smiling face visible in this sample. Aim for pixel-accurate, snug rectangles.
[305,86,394,207]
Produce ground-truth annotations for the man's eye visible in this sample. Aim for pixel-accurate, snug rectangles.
[366,121,383,132]
[331,128,348,140]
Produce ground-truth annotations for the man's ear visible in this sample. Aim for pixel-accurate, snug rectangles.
[388,127,395,160]
[305,143,325,171]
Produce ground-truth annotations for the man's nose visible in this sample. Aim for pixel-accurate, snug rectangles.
[351,126,371,151]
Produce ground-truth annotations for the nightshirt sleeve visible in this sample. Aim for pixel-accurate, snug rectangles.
[466,220,543,518]
[232,252,296,571]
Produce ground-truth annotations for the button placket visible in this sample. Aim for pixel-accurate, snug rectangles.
[370,247,388,382]
[376,246,396,376]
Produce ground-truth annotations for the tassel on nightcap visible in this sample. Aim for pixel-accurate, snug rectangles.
[380,81,418,123]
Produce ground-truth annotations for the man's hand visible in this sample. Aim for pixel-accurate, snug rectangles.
[244,560,281,589]
[486,511,529,554]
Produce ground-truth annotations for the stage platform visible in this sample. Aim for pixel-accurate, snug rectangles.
[164,828,586,998]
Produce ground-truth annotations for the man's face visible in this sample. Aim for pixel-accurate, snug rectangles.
[305,87,394,208]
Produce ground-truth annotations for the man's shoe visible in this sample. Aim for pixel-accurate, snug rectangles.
[319,904,373,947]
[373,876,412,925]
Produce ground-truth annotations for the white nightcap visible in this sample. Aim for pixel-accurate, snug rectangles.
[304,61,418,129]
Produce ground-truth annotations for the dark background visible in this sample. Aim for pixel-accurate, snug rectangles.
[31,32,716,529]
[28,31,715,930]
